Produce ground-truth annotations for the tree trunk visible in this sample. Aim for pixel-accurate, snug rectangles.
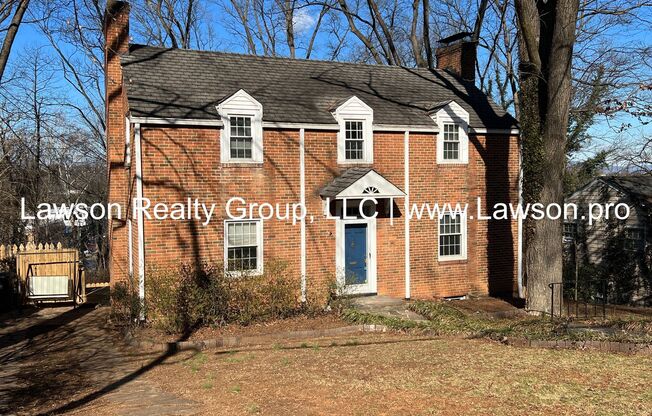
[0,0,29,82]
[422,0,433,69]
[517,0,579,314]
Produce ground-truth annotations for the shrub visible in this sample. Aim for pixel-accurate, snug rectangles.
[0,257,16,274]
[109,280,144,332]
[144,259,303,333]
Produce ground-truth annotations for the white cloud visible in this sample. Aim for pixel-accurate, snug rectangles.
[293,9,315,34]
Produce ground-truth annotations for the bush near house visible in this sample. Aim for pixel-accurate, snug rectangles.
[111,259,332,334]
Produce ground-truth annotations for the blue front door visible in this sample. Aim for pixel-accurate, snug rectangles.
[345,223,368,285]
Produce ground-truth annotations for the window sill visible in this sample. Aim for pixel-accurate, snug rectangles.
[437,258,468,265]
[337,160,374,166]
[436,160,468,165]
[222,161,264,168]
[225,269,264,278]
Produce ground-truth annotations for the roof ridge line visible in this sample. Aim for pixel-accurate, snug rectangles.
[127,43,451,73]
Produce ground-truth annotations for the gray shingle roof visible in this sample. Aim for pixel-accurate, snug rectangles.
[122,44,517,129]
[603,175,652,206]
[320,168,373,198]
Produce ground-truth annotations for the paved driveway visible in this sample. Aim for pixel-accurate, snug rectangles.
[0,306,198,415]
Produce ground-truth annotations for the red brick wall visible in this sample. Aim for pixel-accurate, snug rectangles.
[303,130,338,300]
[374,133,406,298]
[120,126,519,301]
[407,132,519,298]
[138,127,302,286]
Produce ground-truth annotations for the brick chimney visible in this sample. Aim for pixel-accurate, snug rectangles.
[103,1,130,284]
[435,32,477,83]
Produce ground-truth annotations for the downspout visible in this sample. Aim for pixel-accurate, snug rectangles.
[134,123,146,318]
[127,219,133,278]
[299,128,307,302]
[125,118,133,279]
[517,134,524,298]
[404,130,411,299]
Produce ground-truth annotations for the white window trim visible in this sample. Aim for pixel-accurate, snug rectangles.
[438,212,468,261]
[563,220,578,243]
[624,225,646,252]
[216,89,264,164]
[224,219,264,276]
[335,216,377,295]
[433,101,469,164]
[332,96,374,164]
[124,117,131,168]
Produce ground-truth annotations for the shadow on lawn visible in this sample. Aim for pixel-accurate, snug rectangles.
[0,306,199,416]
[0,306,93,353]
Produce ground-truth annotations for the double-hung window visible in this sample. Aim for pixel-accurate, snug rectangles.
[334,96,373,164]
[225,220,262,273]
[345,121,365,160]
[563,221,577,243]
[442,123,460,161]
[439,213,466,260]
[624,227,645,252]
[433,101,469,164]
[229,116,253,160]
[217,89,263,163]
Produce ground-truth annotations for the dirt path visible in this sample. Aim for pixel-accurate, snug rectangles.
[0,306,198,416]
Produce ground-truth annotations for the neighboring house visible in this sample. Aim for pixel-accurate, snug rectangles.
[565,175,651,305]
[104,2,521,302]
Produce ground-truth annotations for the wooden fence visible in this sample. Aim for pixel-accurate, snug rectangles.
[1,242,66,260]
[0,242,84,303]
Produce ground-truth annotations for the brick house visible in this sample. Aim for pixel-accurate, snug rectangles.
[104,2,521,303]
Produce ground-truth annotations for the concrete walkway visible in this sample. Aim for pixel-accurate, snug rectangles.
[0,306,199,416]
[349,296,427,321]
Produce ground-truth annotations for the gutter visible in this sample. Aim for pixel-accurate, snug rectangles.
[134,123,146,319]
[299,128,307,302]
[404,130,411,299]
[128,116,520,135]
[517,135,524,298]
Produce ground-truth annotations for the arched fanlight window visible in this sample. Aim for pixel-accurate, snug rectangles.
[363,186,380,194]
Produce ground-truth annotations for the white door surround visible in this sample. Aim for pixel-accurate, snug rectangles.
[336,216,377,295]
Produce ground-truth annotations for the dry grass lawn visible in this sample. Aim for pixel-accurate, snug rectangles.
[141,334,652,416]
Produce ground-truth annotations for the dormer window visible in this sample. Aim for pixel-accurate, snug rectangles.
[332,96,373,164]
[345,120,365,160]
[432,101,469,164]
[217,89,263,164]
[442,123,460,160]
[229,116,253,159]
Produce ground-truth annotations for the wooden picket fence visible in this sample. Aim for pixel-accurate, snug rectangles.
[1,242,65,260]
[0,242,85,304]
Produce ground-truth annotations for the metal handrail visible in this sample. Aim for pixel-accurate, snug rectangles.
[548,279,608,319]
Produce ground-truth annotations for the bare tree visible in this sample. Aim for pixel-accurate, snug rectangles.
[37,0,106,150]
[0,47,105,242]
[133,0,215,49]
[276,0,296,57]
[0,0,30,83]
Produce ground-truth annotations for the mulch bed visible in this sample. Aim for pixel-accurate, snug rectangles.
[435,296,526,318]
